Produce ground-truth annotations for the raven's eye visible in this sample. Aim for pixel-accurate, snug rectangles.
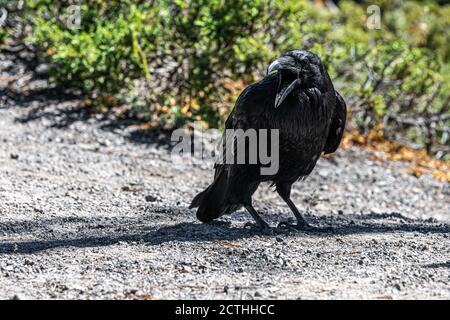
[267,60,280,75]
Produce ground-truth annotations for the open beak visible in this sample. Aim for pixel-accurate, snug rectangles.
[274,76,301,108]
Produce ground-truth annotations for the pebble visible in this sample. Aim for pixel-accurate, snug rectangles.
[145,195,158,202]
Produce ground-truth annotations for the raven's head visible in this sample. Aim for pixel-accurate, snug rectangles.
[267,50,324,108]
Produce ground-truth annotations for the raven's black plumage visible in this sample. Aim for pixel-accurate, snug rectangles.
[190,50,346,230]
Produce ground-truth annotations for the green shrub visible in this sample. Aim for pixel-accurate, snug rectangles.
[0,29,6,44]
[27,1,159,95]
[22,0,450,157]
[0,1,12,44]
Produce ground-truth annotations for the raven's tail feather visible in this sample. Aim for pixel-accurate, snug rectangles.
[189,188,209,209]
[190,170,229,223]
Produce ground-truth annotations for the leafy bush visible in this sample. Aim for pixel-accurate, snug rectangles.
[19,0,450,157]
[27,1,157,95]
[0,0,15,44]
[0,29,6,44]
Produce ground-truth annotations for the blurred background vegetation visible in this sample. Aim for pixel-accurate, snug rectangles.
[1,0,449,159]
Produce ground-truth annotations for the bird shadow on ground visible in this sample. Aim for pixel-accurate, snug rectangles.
[424,261,450,269]
[0,212,449,255]
[423,261,450,269]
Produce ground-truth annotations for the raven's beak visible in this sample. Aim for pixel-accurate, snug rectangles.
[274,76,301,108]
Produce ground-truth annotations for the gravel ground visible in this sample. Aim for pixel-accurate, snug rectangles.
[0,51,449,300]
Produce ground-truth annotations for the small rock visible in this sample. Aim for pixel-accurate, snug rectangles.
[24,259,34,266]
[35,63,49,75]
[145,195,158,202]
[181,265,192,273]
[10,154,19,160]
[0,60,14,71]
[34,207,44,214]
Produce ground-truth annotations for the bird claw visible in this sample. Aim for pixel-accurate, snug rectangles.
[244,222,273,235]
[277,222,332,233]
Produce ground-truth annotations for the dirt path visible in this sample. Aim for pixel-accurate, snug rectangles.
[1,53,449,300]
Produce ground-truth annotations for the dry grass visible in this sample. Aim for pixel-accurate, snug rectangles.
[341,127,450,183]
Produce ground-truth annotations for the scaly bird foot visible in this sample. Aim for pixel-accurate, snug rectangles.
[244,222,273,235]
[277,222,332,233]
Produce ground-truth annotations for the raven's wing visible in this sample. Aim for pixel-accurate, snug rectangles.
[323,90,346,154]
[213,83,256,174]
[190,84,256,217]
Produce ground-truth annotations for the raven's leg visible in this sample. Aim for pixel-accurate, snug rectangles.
[276,183,310,228]
[242,193,271,231]
[244,205,271,230]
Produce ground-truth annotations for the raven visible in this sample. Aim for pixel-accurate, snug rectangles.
[190,50,346,231]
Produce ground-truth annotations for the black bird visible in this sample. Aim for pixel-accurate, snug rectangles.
[190,50,346,231]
